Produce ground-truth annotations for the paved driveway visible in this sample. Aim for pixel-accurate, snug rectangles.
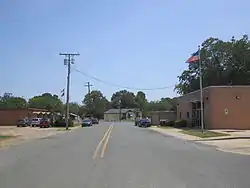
[0,122,250,188]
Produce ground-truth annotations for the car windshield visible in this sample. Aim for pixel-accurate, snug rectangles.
[83,119,91,123]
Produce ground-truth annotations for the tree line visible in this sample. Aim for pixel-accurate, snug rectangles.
[0,90,177,119]
[175,35,250,94]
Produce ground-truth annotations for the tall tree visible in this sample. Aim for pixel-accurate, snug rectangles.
[78,105,87,118]
[146,98,173,112]
[68,102,80,115]
[175,35,250,95]
[83,90,110,119]
[111,90,137,108]
[28,93,63,112]
[134,91,147,117]
[0,93,27,109]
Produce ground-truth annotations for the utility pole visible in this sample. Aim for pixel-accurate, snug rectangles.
[59,52,80,130]
[84,82,93,95]
[84,82,93,118]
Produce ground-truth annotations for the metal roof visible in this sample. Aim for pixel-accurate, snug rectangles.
[104,108,138,114]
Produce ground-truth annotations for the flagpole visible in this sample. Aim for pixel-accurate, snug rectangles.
[198,45,204,132]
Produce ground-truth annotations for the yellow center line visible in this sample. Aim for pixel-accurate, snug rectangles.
[92,125,113,160]
[100,125,114,158]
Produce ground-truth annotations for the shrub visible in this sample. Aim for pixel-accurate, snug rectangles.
[174,119,187,128]
[165,120,175,126]
[160,121,165,126]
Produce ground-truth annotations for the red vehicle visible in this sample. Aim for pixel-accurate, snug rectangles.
[39,119,51,128]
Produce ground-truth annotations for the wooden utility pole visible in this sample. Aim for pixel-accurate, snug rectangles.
[59,52,80,130]
[84,82,93,95]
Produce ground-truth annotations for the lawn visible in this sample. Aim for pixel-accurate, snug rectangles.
[180,129,230,138]
[0,135,13,140]
[159,126,174,129]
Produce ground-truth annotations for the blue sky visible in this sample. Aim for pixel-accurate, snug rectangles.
[1,0,249,103]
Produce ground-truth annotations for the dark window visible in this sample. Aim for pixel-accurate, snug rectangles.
[192,103,196,109]
[187,112,190,118]
[197,102,201,109]
[179,112,182,118]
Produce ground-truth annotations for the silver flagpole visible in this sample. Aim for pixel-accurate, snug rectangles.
[198,45,204,132]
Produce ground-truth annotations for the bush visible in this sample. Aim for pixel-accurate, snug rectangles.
[174,119,187,128]
[53,119,73,127]
[160,121,165,126]
[165,120,175,126]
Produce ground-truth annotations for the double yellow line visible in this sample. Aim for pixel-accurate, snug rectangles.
[93,124,114,160]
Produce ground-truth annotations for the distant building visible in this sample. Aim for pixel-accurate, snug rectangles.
[104,108,141,122]
[177,86,250,129]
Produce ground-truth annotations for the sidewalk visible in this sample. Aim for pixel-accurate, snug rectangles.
[150,126,250,155]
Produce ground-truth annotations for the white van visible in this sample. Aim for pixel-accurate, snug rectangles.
[31,118,42,127]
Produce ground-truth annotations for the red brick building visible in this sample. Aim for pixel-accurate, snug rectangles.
[0,108,50,125]
[176,86,250,129]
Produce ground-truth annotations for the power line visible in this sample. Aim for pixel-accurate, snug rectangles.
[73,68,175,91]
[59,52,80,130]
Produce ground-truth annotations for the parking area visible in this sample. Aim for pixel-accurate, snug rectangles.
[0,126,60,148]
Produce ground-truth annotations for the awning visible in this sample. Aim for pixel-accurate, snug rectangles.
[33,111,51,115]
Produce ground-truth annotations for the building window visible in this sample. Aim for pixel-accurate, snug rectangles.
[179,112,182,118]
[187,112,190,118]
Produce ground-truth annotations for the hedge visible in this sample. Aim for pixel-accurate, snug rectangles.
[174,119,187,128]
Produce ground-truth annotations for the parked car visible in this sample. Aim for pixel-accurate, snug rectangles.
[26,119,32,126]
[82,118,92,127]
[135,118,141,126]
[31,118,42,127]
[39,119,51,128]
[17,119,29,127]
[54,119,74,127]
[138,118,151,128]
[91,118,99,124]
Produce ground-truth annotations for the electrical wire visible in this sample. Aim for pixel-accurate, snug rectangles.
[73,68,175,91]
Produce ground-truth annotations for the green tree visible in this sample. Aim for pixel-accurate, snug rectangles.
[83,90,110,119]
[111,90,137,108]
[0,93,27,109]
[146,97,176,112]
[78,105,87,118]
[28,93,63,112]
[68,102,80,115]
[175,35,250,95]
[135,91,147,110]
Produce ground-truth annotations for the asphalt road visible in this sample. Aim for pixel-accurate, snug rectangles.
[0,122,250,188]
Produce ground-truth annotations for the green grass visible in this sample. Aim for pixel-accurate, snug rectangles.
[180,129,230,138]
[73,124,81,127]
[0,135,13,140]
[159,126,174,129]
